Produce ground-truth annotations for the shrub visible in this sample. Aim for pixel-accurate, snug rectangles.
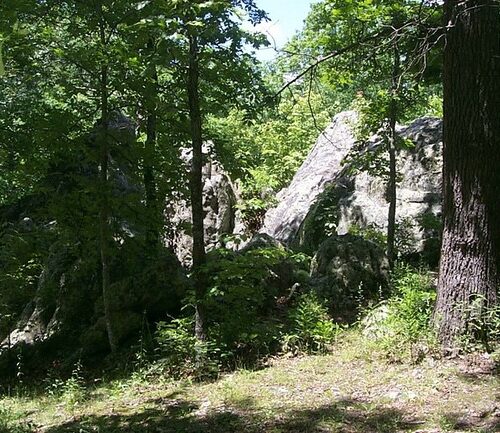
[460,295,500,353]
[283,293,342,354]
[348,223,387,249]
[45,360,87,408]
[361,265,437,360]
[203,247,309,362]
[389,265,436,341]
[154,246,311,376]
[155,316,220,379]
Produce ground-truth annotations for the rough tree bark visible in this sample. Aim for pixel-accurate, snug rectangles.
[187,33,207,342]
[434,0,500,348]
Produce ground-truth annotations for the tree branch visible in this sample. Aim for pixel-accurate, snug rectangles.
[275,29,389,97]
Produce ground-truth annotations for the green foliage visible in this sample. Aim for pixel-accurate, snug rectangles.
[204,248,309,360]
[44,360,87,409]
[425,91,444,118]
[154,247,311,376]
[348,223,387,249]
[234,196,275,234]
[155,260,341,376]
[0,221,46,338]
[284,0,442,102]
[155,316,220,379]
[389,265,436,340]
[0,0,455,381]
[281,0,443,235]
[283,293,342,354]
[362,265,436,359]
[0,0,272,367]
[0,407,32,433]
[208,93,331,230]
[459,295,500,353]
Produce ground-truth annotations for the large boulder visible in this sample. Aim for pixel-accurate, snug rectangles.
[167,145,238,266]
[0,239,186,361]
[261,111,358,245]
[262,111,443,264]
[310,234,390,320]
[1,300,54,349]
[0,115,187,367]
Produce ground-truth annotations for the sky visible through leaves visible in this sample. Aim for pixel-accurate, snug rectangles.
[252,0,317,61]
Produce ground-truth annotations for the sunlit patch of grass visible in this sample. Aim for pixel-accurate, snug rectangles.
[2,329,499,433]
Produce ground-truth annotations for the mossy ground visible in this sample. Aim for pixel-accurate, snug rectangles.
[2,332,499,433]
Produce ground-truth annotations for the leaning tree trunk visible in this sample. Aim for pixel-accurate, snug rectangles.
[187,33,207,342]
[434,0,500,349]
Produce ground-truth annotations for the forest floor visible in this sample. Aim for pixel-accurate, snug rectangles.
[2,333,499,433]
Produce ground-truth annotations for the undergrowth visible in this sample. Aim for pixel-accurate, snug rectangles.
[2,259,496,404]
[283,292,344,355]
[1,259,498,433]
[0,407,33,433]
[44,360,87,408]
[361,264,438,362]
[151,246,346,379]
[154,292,342,379]
[459,296,500,355]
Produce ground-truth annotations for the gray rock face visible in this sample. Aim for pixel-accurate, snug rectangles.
[310,234,390,318]
[262,111,443,262]
[261,111,358,244]
[0,115,186,358]
[167,147,238,266]
[335,117,443,251]
[0,301,55,350]
[0,251,70,352]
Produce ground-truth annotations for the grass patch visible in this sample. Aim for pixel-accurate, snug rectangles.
[3,328,498,433]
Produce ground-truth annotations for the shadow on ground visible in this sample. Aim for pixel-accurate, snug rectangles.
[439,411,500,433]
[35,396,494,433]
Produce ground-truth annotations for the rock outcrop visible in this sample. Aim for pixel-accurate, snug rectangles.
[167,146,238,266]
[1,300,55,349]
[261,111,358,246]
[262,111,443,263]
[310,234,390,319]
[0,115,187,361]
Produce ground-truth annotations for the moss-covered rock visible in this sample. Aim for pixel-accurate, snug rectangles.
[310,234,390,321]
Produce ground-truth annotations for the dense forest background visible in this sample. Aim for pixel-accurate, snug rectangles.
[0,0,498,407]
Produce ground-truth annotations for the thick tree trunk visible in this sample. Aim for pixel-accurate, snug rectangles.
[386,45,400,270]
[434,0,500,349]
[187,34,207,342]
[98,18,117,354]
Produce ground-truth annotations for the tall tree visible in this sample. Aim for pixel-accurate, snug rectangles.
[187,30,207,342]
[165,0,267,342]
[96,2,116,353]
[38,0,141,352]
[386,44,401,269]
[434,0,500,348]
[142,46,160,249]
